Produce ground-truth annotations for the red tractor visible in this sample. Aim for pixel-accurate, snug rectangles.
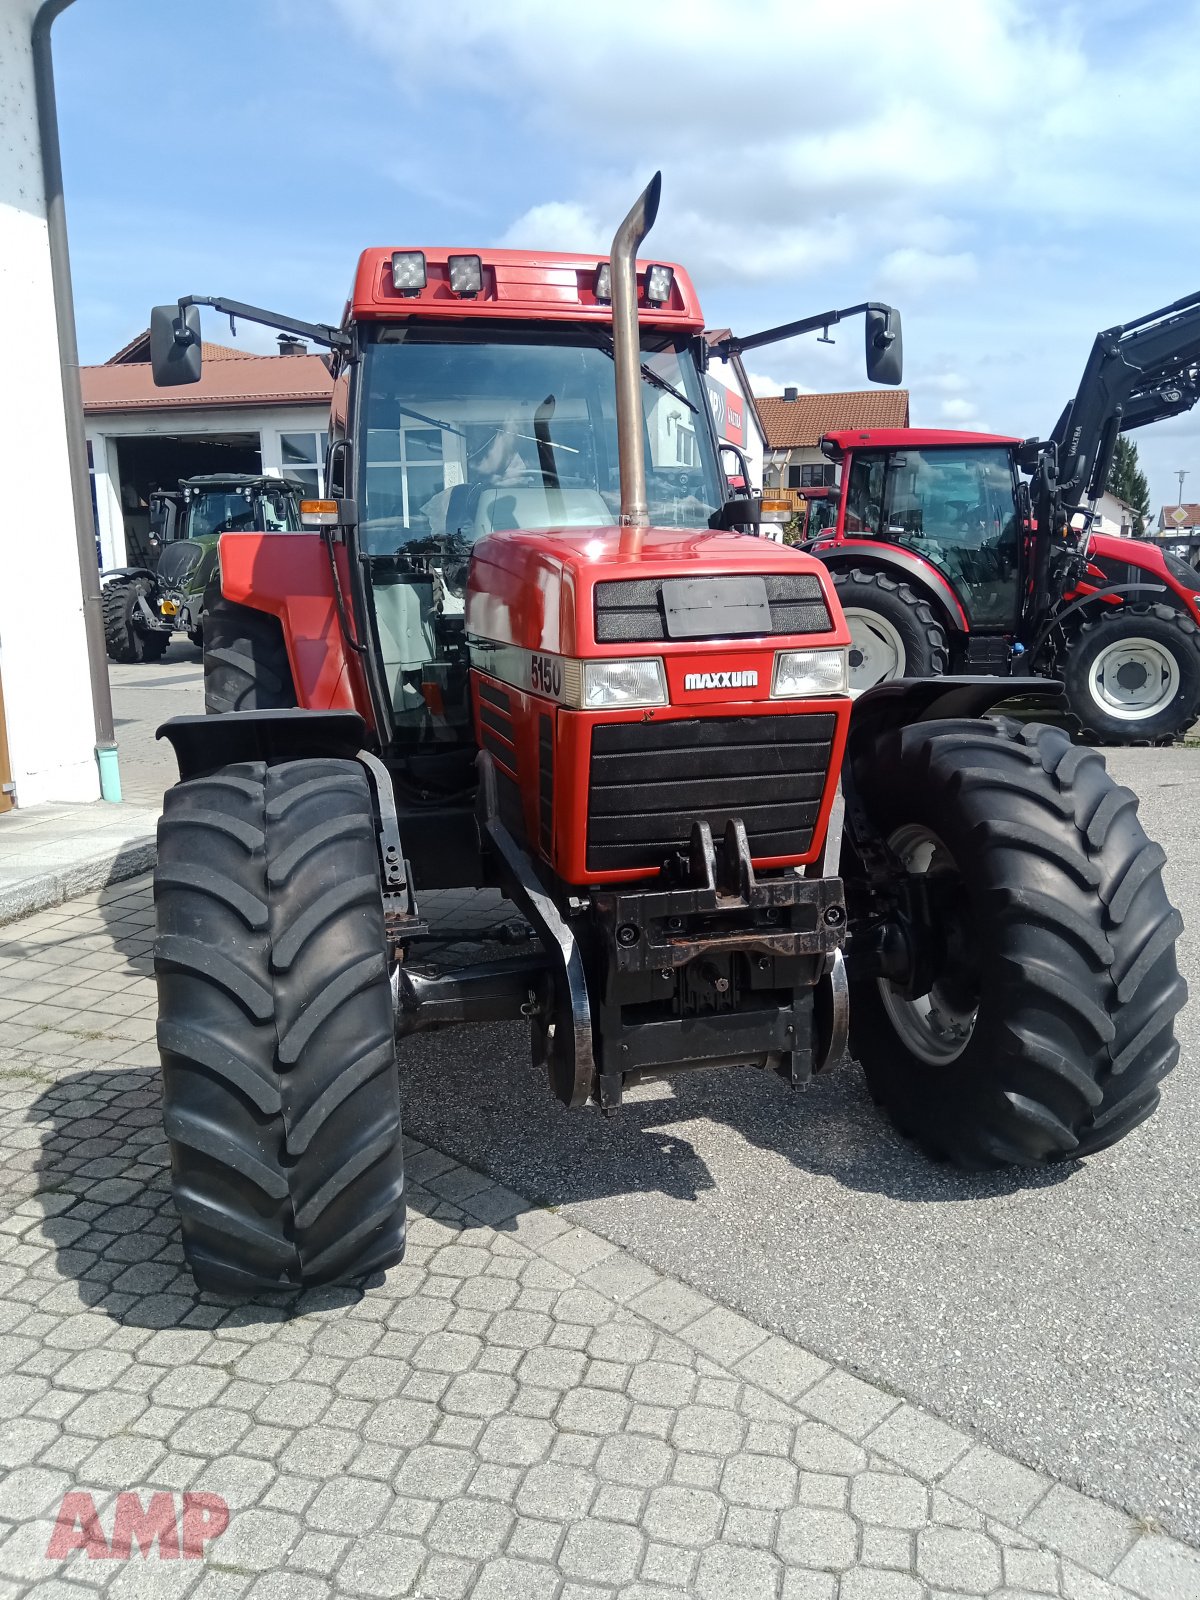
[149,178,1184,1292]
[750,296,1200,743]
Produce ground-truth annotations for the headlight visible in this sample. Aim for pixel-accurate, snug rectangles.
[583,658,667,709]
[772,647,849,698]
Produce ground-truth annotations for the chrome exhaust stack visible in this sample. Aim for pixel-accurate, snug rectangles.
[610,171,662,555]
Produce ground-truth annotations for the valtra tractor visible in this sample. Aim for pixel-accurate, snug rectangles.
[767,293,1200,743]
[103,474,303,660]
[148,176,1184,1292]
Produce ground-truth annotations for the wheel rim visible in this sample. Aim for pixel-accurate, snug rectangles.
[877,824,978,1067]
[843,608,906,690]
[1087,636,1180,721]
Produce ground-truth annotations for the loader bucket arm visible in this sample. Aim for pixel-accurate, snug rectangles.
[1051,290,1200,504]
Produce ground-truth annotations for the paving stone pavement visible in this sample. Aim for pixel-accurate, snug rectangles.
[0,879,1197,1599]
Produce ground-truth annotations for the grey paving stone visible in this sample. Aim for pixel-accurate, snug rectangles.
[797,1370,899,1441]
[477,1416,554,1467]
[558,1518,643,1585]
[1004,1546,1061,1593]
[863,1403,972,1478]
[916,1525,1004,1592]
[306,1475,391,1535]
[469,1557,561,1600]
[514,1462,596,1521]
[721,1451,798,1510]
[595,1435,673,1490]
[694,1542,783,1599]
[1111,1533,1200,1600]
[441,1371,517,1418]
[670,1403,745,1456]
[681,1305,768,1366]
[839,1571,924,1600]
[1022,1484,1138,1577]
[208,1509,301,1574]
[335,1531,425,1596]
[941,1442,1051,1525]
[641,1484,723,1545]
[554,1387,630,1436]
[775,1507,859,1571]
[851,1470,930,1530]
[0,1464,69,1520]
[426,1496,514,1559]
[627,1278,714,1333]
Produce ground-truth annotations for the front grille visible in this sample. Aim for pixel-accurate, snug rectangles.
[156,541,206,586]
[594,574,833,644]
[587,713,835,873]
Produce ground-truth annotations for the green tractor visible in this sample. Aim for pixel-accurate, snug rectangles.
[101,473,303,662]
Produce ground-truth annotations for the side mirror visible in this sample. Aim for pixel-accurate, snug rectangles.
[150,303,202,387]
[865,305,903,386]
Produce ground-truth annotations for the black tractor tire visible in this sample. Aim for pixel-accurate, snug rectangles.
[833,567,949,690]
[1062,603,1200,745]
[845,716,1184,1168]
[102,577,171,664]
[154,758,405,1291]
[203,584,297,714]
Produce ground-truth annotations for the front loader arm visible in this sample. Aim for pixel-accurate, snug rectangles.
[1052,290,1200,504]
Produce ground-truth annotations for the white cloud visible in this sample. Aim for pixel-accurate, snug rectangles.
[495,202,602,254]
[878,250,978,298]
[939,397,981,423]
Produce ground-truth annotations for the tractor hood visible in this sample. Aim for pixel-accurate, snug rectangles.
[465,526,847,656]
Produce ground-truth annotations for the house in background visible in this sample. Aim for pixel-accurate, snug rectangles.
[1157,502,1200,533]
[82,332,334,569]
[1084,490,1140,537]
[755,387,911,503]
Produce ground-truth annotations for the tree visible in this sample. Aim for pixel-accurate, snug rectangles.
[1106,435,1151,535]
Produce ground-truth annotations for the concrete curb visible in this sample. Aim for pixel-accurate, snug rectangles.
[0,828,157,926]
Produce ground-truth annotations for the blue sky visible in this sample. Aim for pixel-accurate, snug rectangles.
[56,0,1200,509]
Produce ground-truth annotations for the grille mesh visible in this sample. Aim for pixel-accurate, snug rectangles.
[594,574,832,644]
[587,713,835,873]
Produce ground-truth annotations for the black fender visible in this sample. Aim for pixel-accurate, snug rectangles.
[845,676,1062,773]
[101,566,156,585]
[808,542,969,636]
[157,709,369,782]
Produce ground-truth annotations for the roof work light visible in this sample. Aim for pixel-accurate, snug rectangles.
[594,263,612,302]
[391,251,427,293]
[447,254,483,296]
[645,264,674,304]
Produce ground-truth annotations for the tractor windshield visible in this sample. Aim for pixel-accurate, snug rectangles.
[845,446,1021,628]
[358,325,723,554]
[356,323,724,739]
[186,488,299,537]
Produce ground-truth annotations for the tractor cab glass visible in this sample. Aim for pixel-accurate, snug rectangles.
[845,446,1020,627]
[357,324,724,735]
[185,487,299,537]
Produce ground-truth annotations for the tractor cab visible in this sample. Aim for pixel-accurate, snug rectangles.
[817,430,1025,634]
[355,313,728,745]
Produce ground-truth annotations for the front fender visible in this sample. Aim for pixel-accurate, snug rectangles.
[845,676,1062,773]
[809,540,970,633]
[157,708,369,782]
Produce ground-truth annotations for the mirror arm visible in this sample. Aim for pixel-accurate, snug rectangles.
[714,302,892,359]
[174,295,352,353]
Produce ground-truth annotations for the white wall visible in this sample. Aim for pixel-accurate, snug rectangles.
[0,0,99,804]
[706,355,765,487]
[87,403,329,567]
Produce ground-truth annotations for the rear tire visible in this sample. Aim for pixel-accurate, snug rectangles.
[833,567,949,691]
[154,758,405,1291]
[845,717,1184,1167]
[1063,604,1200,744]
[203,585,297,713]
[102,577,170,664]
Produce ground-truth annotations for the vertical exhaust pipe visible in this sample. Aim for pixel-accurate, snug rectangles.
[610,172,662,555]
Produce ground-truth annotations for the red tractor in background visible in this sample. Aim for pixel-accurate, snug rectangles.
[147,177,1183,1293]
[758,295,1200,743]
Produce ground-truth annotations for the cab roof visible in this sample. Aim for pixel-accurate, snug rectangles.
[347,249,704,332]
[822,427,1021,455]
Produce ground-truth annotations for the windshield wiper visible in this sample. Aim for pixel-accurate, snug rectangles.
[593,336,698,413]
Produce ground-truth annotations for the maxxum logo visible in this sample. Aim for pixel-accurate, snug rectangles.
[683,670,758,691]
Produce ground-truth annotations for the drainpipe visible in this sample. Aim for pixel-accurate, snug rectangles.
[610,172,661,557]
[32,0,122,801]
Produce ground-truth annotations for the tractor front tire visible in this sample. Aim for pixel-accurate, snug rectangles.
[845,717,1184,1167]
[833,567,949,692]
[102,577,170,664]
[203,585,297,714]
[154,758,405,1291]
[1062,603,1200,745]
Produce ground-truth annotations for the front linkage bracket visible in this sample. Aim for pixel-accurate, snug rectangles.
[476,753,595,1109]
[355,748,426,960]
